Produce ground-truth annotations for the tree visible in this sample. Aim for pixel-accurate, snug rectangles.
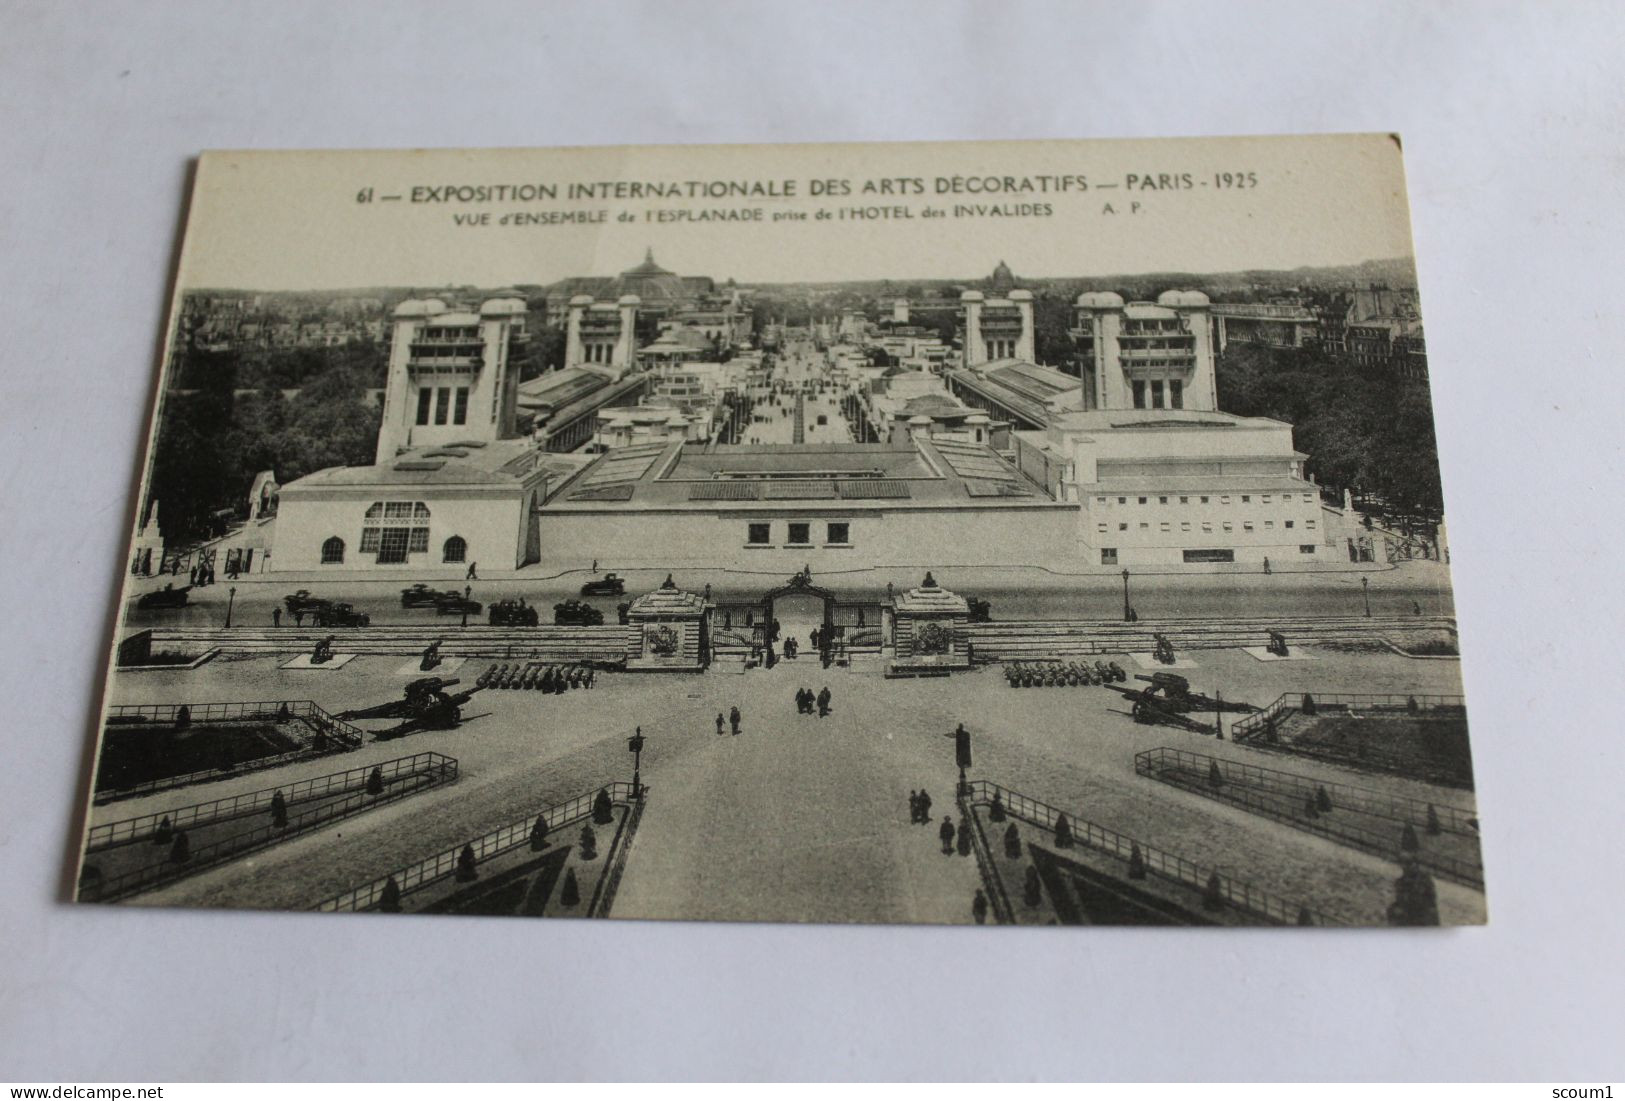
[988,793,1006,822]
[1426,804,1442,836]
[168,831,191,865]
[153,816,173,846]
[592,787,614,825]
[1208,760,1224,790]
[972,890,988,925]
[1203,870,1224,912]
[1387,861,1440,926]
[530,814,550,851]
[1053,814,1074,849]
[559,869,581,908]
[1003,822,1021,860]
[1303,793,1319,819]
[956,817,972,857]
[1315,785,1333,814]
[366,767,384,796]
[456,843,477,882]
[1128,842,1147,880]
[1023,864,1042,907]
[1301,693,1316,716]
[270,791,288,829]
[378,876,402,913]
[579,824,598,861]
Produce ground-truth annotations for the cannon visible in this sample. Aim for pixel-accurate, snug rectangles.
[1128,695,1219,736]
[966,596,992,623]
[419,639,444,672]
[1104,672,1259,715]
[1266,629,1290,657]
[310,634,337,665]
[1151,633,1177,665]
[340,677,484,739]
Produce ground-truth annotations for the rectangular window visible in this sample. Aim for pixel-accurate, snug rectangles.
[453,387,469,425]
[1150,380,1164,409]
[415,388,433,425]
[747,523,771,545]
[1138,497,1148,505]
[1303,494,1313,503]
[1097,523,1108,534]
[1306,519,1316,530]
[1179,496,1189,504]
[408,527,429,553]
[1101,548,1118,565]
[1242,495,1251,503]
[1119,523,1128,532]
[1200,496,1209,504]
[1265,520,1274,530]
[1285,520,1295,529]
[1180,521,1191,532]
[1139,522,1149,531]
[1243,521,1254,532]
[1158,496,1168,504]
[1132,380,1146,408]
[787,522,811,545]
[1184,548,1235,563]
[1169,379,1183,409]
[1096,497,1107,504]
[434,387,450,425]
[1220,496,1231,505]
[1160,522,1171,532]
[377,528,409,564]
[1300,544,1317,554]
[826,522,850,545]
[1261,495,1271,503]
[1222,522,1233,532]
[360,528,380,553]
[1202,522,1212,533]
[1117,497,1127,504]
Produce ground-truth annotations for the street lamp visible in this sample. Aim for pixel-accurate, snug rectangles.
[1121,568,1132,622]
[1361,576,1371,618]
[628,726,646,799]
[224,585,236,629]
[462,583,472,628]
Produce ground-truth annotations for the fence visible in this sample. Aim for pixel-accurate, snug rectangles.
[87,752,458,849]
[963,779,1338,926]
[81,754,459,903]
[96,700,366,803]
[312,781,639,913]
[1135,748,1483,890]
[1231,691,1466,745]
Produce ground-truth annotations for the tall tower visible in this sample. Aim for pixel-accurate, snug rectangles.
[374,295,528,463]
[1073,289,1216,413]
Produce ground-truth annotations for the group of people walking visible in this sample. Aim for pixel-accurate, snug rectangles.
[715,706,742,736]
[907,788,934,824]
[794,686,832,717]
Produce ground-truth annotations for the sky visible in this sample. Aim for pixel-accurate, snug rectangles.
[177,134,1418,291]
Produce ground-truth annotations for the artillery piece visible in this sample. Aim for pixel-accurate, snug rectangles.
[1104,671,1259,715]
[336,676,483,739]
[1151,632,1177,665]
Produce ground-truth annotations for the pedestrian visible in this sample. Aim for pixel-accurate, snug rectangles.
[466,561,478,580]
[939,815,955,855]
[1263,556,1271,575]
[908,789,919,823]
[293,610,304,628]
[591,558,598,573]
[792,688,803,715]
[272,607,281,628]
[716,712,725,736]
[918,789,932,824]
[189,566,198,586]
[972,889,989,925]
[729,706,741,736]
[817,686,831,717]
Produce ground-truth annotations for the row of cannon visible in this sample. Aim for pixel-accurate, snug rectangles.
[477,662,598,692]
[1005,660,1127,688]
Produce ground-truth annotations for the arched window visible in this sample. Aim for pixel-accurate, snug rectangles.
[321,536,345,564]
[442,536,467,563]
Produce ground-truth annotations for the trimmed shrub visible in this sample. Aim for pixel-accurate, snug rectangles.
[1202,870,1224,912]
[168,831,190,865]
[559,869,581,908]
[277,703,291,721]
[1208,760,1224,790]
[1023,864,1042,907]
[1003,823,1021,860]
[530,814,550,851]
[366,767,384,796]
[270,791,288,829]
[972,890,988,925]
[579,824,598,861]
[455,843,477,882]
[1426,804,1442,836]
[988,793,1006,823]
[312,731,328,753]
[1304,794,1319,819]
[175,705,191,730]
[1128,842,1147,880]
[592,787,614,825]
[956,818,972,857]
[1387,861,1440,926]
[1053,814,1074,849]
[379,876,402,913]
[1301,693,1316,716]
[1400,823,1420,854]
[153,816,173,846]
[1315,785,1333,814]
[1297,906,1314,926]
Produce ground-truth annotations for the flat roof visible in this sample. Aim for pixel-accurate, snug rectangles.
[542,438,1064,512]
[285,439,591,491]
[1087,474,1318,495]
[1046,408,1291,432]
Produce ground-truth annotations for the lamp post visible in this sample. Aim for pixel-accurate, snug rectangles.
[1361,575,1371,618]
[1121,568,1132,622]
[224,586,236,629]
[628,726,646,799]
[462,584,472,628]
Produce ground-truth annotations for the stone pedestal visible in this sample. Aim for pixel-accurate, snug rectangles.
[889,575,971,674]
[625,581,708,672]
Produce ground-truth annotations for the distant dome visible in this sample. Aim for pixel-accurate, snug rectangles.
[480,296,528,317]
[988,260,1019,293]
[1075,291,1125,309]
[608,248,690,302]
[1157,289,1211,307]
[394,297,448,318]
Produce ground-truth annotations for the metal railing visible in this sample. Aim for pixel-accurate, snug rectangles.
[1231,691,1466,744]
[963,779,1337,926]
[87,752,458,849]
[81,755,459,903]
[1135,748,1483,890]
[313,781,639,913]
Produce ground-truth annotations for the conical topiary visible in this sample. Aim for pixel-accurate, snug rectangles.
[972,890,988,925]
[1128,842,1147,880]
[1315,785,1333,814]
[1304,793,1319,819]
[579,824,598,861]
[1387,861,1440,926]
[559,868,581,908]
[1301,693,1316,716]
[1208,760,1224,790]
[1426,804,1441,836]
[1003,822,1021,860]
[168,831,190,865]
[989,793,1006,823]
[530,814,550,851]
[366,767,384,796]
[1401,823,1420,855]
[1023,864,1042,907]
[379,876,402,913]
[1053,814,1074,849]
[455,843,477,882]
[153,816,173,846]
[592,787,614,825]
[270,791,288,829]
[1203,870,1224,912]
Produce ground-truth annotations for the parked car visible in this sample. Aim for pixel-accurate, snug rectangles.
[553,599,605,627]
[283,589,329,616]
[434,593,482,616]
[313,602,370,628]
[488,599,540,627]
[400,583,447,608]
[580,573,626,596]
[136,584,191,610]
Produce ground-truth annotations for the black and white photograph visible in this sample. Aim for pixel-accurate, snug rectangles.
[75,135,1480,927]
